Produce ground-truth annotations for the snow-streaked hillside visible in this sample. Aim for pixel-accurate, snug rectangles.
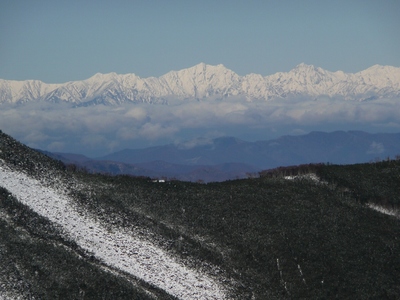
[1,129,400,299]
[1,63,400,105]
[0,162,228,299]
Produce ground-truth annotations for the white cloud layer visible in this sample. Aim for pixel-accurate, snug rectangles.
[1,97,399,156]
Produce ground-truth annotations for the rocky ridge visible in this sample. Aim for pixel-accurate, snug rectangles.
[1,63,399,105]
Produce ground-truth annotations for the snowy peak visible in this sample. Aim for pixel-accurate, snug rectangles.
[1,63,400,105]
[292,63,319,72]
[273,63,333,91]
[160,63,240,99]
[357,65,400,88]
[291,63,331,78]
[0,79,61,103]
[85,72,119,83]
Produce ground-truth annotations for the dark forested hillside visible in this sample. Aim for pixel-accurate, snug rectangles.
[1,129,400,299]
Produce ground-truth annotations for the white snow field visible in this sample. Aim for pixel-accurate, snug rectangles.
[2,63,400,105]
[284,173,326,184]
[367,203,400,218]
[0,163,228,299]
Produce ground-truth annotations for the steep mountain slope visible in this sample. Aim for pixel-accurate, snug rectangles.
[1,130,400,299]
[0,130,229,299]
[1,63,400,105]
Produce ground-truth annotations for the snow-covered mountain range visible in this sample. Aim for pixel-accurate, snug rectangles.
[1,63,400,105]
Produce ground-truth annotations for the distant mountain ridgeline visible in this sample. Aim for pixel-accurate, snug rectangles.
[45,131,400,182]
[1,63,400,105]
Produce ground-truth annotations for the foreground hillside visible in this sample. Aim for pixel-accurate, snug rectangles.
[1,130,400,299]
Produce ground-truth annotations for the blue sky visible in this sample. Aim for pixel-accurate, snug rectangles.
[1,0,400,82]
[1,0,400,156]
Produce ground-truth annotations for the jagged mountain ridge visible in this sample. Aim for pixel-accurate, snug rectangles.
[1,63,400,105]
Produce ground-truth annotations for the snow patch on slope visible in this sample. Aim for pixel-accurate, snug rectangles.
[367,203,400,218]
[0,163,228,299]
[284,173,324,183]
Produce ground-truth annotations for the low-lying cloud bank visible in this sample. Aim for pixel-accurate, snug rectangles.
[1,97,399,156]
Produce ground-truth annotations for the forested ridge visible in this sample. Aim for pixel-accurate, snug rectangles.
[0,129,399,299]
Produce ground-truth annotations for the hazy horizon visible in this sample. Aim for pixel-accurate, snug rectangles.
[1,1,399,156]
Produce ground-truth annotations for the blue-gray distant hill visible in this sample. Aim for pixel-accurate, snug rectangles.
[45,131,400,182]
[99,131,400,167]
